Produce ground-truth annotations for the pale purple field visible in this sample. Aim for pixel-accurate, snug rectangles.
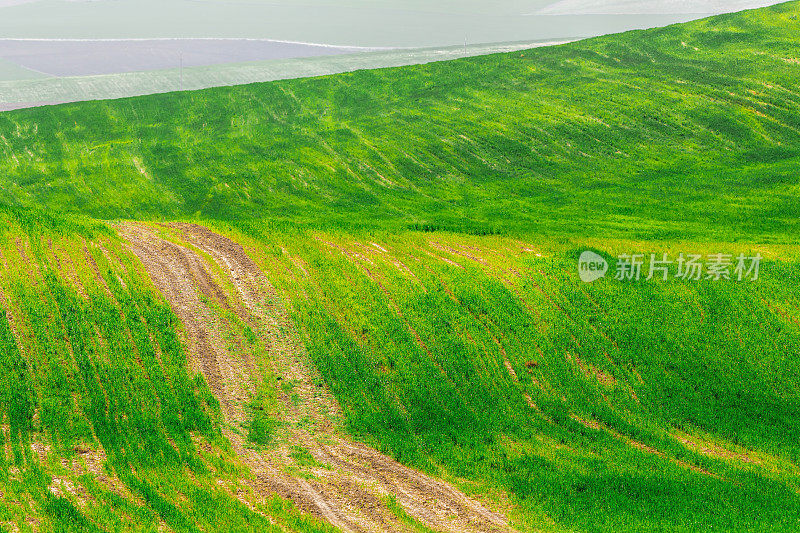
[0,39,366,77]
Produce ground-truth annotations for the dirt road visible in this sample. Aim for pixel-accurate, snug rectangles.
[119,222,512,533]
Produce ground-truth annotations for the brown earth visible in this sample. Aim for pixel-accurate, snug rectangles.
[119,222,512,533]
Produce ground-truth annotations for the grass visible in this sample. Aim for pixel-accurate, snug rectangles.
[0,2,798,241]
[0,213,337,531]
[0,1,798,531]
[226,225,800,532]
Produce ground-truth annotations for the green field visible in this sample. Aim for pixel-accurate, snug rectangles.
[0,2,798,532]
[0,218,338,532]
[2,2,800,240]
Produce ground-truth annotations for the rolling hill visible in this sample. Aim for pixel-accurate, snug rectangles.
[2,2,800,240]
[0,2,798,532]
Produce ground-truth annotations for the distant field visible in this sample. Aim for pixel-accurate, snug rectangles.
[0,0,781,110]
[0,39,369,77]
[0,0,700,46]
[0,56,44,81]
[0,40,560,111]
[539,0,780,14]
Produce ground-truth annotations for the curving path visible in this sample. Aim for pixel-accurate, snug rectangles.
[119,221,512,533]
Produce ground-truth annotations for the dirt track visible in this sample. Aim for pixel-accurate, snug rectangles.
[119,222,512,533]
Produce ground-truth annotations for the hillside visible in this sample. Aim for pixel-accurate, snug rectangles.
[0,2,799,532]
[1,2,800,240]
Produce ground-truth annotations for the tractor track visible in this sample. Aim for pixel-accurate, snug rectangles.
[119,221,512,533]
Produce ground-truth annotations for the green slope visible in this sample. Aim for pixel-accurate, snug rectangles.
[1,2,800,241]
[0,216,337,532]
[0,2,798,532]
[230,227,800,532]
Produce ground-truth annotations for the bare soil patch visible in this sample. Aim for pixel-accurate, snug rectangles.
[120,222,512,533]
